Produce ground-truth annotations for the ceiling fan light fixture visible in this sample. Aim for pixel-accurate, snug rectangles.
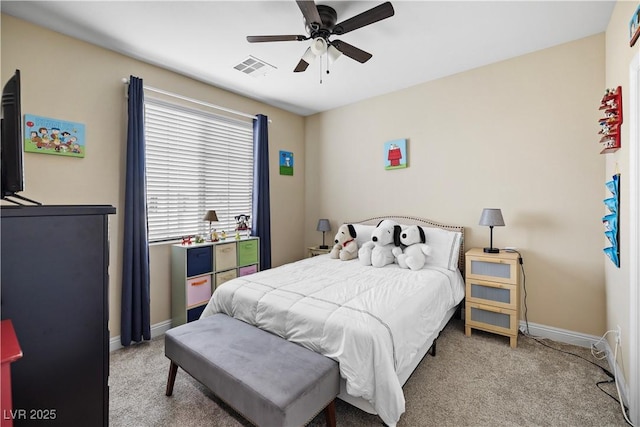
[247,1,395,74]
[301,46,315,63]
[310,37,328,56]
[327,44,342,65]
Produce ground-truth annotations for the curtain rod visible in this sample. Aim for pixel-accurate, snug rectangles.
[121,78,270,122]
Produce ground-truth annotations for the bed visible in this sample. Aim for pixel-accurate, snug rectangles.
[200,215,465,426]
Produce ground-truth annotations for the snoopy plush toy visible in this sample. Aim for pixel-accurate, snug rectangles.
[359,219,401,267]
[392,225,431,270]
[329,224,359,261]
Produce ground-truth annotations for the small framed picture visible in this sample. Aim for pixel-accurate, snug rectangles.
[630,3,640,47]
[279,150,293,175]
[384,139,407,170]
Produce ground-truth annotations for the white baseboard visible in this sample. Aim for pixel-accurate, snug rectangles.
[519,320,629,409]
[605,340,630,414]
[518,320,602,348]
[109,319,172,352]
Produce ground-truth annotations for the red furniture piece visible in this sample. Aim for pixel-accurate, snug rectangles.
[1,320,23,427]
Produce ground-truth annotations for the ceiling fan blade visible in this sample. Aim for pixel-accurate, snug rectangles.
[331,40,373,63]
[294,47,315,72]
[247,35,307,43]
[296,0,322,28]
[332,1,395,35]
[294,59,310,73]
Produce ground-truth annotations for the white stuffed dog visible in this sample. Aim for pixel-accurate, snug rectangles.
[359,219,401,267]
[392,225,431,270]
[329,224,359,261]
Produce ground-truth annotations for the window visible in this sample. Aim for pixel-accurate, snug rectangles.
[144,98,253,243]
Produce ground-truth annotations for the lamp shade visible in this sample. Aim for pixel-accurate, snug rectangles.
[478,208,505,227]
[203,210,219,222]
[316,219,331,232]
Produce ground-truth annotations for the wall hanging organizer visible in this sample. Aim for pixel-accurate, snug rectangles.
[603,173,620,268]
[598,86,623,154]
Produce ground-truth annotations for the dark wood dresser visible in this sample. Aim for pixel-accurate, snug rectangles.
[1,205,115,426]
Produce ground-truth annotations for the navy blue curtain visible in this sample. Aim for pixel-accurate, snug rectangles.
[121,75,151,346]
[252,114,271,270]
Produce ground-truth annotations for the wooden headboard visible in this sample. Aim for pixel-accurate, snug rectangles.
[347,215,466,274]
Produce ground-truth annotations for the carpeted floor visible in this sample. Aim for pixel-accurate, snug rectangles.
[109,319,628,426]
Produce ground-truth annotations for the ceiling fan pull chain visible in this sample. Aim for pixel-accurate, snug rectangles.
[326,52,330,75]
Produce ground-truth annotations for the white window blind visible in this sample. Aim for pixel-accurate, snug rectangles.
[144,97,254,243]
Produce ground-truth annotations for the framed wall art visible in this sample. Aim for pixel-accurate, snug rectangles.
[279,150,293,175]
[630,3,640,47]
[24,114,85,158]
[384,138,407,170]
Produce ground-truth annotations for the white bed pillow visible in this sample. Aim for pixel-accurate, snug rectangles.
[352,224,375,247]
[420,227,462,271]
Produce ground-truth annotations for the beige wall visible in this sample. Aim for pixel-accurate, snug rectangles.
[604,0,639,390]
[1,14,306,339]
[305,34,607,336]
[2,12,619,342]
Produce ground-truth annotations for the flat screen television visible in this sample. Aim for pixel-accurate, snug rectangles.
[1,70,39,205]
[1,70,24,197]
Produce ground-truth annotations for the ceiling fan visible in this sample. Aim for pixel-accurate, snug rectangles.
[246,0,395,73]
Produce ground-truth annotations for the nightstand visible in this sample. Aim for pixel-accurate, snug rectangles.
[307,246,332,257]
[464,248,521,348]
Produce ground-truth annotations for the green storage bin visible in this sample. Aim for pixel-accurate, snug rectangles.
[238,239,259,266]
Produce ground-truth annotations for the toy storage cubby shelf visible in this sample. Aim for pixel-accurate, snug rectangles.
[171,237,260,326]
[598,86,623,154]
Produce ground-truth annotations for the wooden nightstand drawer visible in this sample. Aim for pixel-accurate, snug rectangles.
[465,302,518,336]
[466,256,518,284]
[466,278,517,311]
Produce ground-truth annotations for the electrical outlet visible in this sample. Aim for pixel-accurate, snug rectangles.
[616,325,622,343]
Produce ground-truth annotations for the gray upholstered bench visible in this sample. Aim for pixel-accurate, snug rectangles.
[165,313,340,427]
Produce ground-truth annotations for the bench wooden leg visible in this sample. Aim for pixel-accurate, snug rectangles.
[324,399,336,427]
[166,361,178,396]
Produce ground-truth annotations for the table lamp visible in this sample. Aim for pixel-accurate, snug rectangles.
[479,208,504,253]
[203,210,219,240]
[316,219,331,249]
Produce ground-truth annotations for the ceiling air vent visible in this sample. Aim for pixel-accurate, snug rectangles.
[234,56,276,77]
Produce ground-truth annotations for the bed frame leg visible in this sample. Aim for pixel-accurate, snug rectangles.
[166,361,178,396]
[429,339,437,357]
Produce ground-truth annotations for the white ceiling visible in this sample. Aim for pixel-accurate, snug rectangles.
[2,1,615,116]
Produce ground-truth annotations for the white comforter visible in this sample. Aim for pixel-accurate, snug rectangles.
[201,255,464,426]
